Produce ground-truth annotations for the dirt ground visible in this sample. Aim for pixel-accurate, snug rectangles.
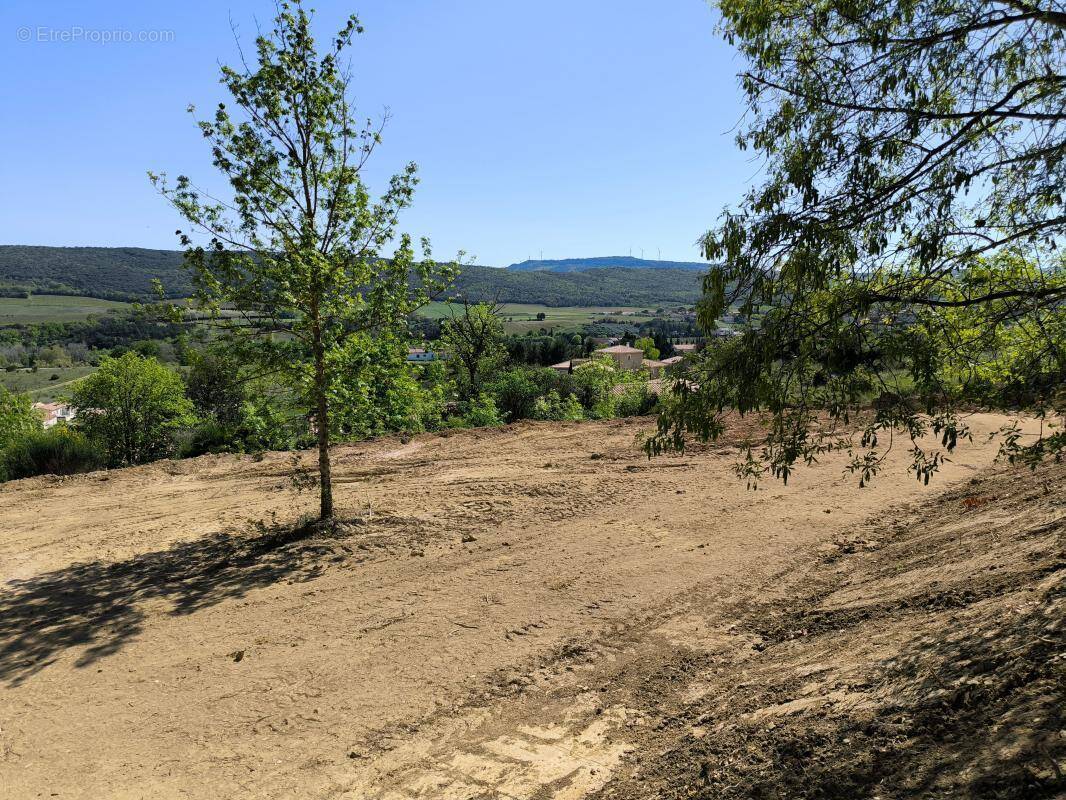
[0,414,1060,799]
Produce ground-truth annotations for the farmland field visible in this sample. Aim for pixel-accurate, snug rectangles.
[418,301,658,334]
[0,365,96,400]
[0,294,131,324]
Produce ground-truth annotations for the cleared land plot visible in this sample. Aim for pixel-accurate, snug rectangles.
[0,413,1045,799]
[0,294,130,324]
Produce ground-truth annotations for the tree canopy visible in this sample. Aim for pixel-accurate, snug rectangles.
[71,352,195,467]
[152,1,456,519]
[440,300,508,399]
[0,386,41,449]
[650,0,1065,484]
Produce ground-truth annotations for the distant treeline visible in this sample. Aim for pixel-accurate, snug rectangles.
[0,246,704,307]
[0,247,189,301]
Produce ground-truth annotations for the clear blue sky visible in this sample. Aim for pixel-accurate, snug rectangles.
[0,0,752,267]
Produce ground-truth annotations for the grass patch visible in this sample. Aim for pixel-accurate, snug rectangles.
[0,295,131,324]
[0,366,97,400]
[417,302,656,334]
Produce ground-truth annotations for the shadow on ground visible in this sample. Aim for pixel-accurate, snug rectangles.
[687,586,1065,800]
[0,521,334,686]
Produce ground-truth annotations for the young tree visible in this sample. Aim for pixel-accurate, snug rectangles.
[71,353,195,466]
[441,300,507,399]
[650,1,1066,485]
[152,2,456,519]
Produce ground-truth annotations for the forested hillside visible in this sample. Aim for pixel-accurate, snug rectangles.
[507,255,709,272]
[0,247,187,300]
[452,266,701,305]
[0,246,702,306]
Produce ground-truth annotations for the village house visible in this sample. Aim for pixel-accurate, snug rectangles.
[595,344,644,371]
[406,347,437,363]
[32,401,76,428]
[641,358,667,378]
[552,345,673,378]
[549,358,588,375]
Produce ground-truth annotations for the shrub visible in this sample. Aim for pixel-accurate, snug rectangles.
[1,427,104,481]
[177,420,238,457]
[615,383,656,417]
[531,390,585,421]
[486,367,560,421]
[0,385,42,448]
[460,393,504,428]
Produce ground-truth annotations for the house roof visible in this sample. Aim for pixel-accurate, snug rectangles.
[673,343,699,352]
[32,402,66,412]
[661,355,685,365]
[642,359,667,368]
[549,358,588,371]
[596,345,643,354]
[609,378,667,397]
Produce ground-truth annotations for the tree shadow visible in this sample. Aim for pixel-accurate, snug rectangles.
[0,521,331,686]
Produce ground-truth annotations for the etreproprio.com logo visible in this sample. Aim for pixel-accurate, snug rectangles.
[16,26,175,44]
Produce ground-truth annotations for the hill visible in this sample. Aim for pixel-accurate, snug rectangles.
[507,255,709,272]
[0,246,703,307]
[0,246,186,301]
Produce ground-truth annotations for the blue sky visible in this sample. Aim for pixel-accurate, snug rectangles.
[0,1,752,267]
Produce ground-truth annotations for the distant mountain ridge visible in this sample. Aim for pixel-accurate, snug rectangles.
[0,246,703,308]
[507,256,709,273]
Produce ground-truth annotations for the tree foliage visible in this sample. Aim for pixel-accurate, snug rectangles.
[71,352,195,467]
[0,385,41,449]
[650,0,1066,484]
[634,336,660,360]
[152,1,456,518]
[186,348,247,429]
[440,300,507,398]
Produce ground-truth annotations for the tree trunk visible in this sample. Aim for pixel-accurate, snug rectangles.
[313,340,334,521]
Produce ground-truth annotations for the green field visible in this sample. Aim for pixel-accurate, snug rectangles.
[0,295,131,324]
[418,302,656,334]
[0,365,97,400]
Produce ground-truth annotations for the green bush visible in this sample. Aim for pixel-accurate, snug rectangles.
[177,420,238,457]
[0,385,42,448]
[459,393,504,428]
[1,427,104,481]
[485,367,560,421]
[615,383,656,417]
[71,352,195,466]
[531,390,585,421]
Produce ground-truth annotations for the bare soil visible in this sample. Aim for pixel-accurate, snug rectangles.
[0,414,1060,799]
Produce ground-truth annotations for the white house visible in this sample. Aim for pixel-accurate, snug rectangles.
[406,347,437,363]
[32,402,76,429]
